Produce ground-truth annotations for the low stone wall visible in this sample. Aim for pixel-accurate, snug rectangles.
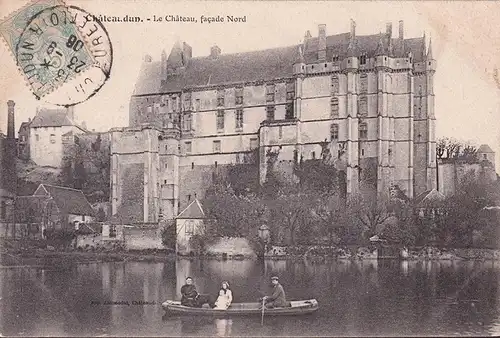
[76,233,124,251]
[406,247,500,260]
[265,245,377,260]
[264,245,500,261]
[205,237,256,258]
[123,227,164,251]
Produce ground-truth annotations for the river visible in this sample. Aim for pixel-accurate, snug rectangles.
[0,258,499,336]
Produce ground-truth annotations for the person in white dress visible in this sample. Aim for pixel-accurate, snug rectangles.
[213,281,233,310]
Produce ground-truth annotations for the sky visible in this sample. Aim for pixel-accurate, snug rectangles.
[0,0,499,168]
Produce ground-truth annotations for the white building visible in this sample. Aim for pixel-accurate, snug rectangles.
[29,108,87,167]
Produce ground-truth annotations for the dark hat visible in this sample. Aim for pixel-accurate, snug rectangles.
[271,276,279,281]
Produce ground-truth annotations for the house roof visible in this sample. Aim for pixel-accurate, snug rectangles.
[134,32,425,95]
[14,196,48,222]
[30,109,75,128]
[33,184,95,216]
[478,144,495,153]
[176,199,206,219]
[414,189,446,206]
[18,121,31,133]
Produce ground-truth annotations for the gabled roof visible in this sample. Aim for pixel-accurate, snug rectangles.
[478,144,494,153]
[33,184,94,216]
[414,189,446,207]
[176,199,206,219]
[134,31,425,95]
[30,109,75,128]
[18,121,31,132]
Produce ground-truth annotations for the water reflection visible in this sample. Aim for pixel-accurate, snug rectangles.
[1,258,500,336]
[214,318,233,337]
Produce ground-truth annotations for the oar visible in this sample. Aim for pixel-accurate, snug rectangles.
[261,297,265,325]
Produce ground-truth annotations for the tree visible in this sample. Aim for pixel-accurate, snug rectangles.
[440,169,495,247]
[381,199,417,246]
[436,137,478,162]
[268,190,310,246]
[349,194,393,240]
[313,192,348,246]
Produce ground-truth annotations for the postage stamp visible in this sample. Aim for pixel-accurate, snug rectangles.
[42,5,113,106]
[0,0,112,106]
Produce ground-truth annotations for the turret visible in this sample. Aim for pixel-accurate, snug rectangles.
[425,37,436,74]
[347,19,357,57]
[293,45,306,75]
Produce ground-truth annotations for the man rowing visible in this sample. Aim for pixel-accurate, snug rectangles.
[262,276,287,308]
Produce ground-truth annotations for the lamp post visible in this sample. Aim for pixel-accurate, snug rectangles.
[258,224,270,259]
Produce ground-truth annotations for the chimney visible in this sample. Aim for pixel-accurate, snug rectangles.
[399,20,404,39]
[318,24,326,61]
[304,30,312,42]
[386,22,392,37]
[210,45,221,59]
[144,54,152,62]
[7,100,15,139]
[350,19,356,39]
[82,121,87,130]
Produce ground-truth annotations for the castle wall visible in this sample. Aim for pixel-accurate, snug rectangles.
[438,161,497,197]
[119,25,439,222]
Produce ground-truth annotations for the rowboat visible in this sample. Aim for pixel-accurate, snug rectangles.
[162,299,319,316]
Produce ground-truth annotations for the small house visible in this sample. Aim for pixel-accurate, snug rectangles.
[32,184,95,232]
[175,198,206,255]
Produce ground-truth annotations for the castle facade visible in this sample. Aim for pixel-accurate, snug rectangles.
[111,20,437,223]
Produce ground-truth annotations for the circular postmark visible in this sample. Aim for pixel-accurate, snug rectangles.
[15,5,112,107]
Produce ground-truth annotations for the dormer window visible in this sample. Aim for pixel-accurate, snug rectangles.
[235,87,243,105]
[266,84,275,102]
[360,54,367,65]
[217,89,225,107]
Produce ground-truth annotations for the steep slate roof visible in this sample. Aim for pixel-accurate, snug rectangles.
[14,196,47,223]
[30,109,75,128]
[134,31,425,96]
[478,144,495,153]
[159,45,298,93]
[133,61,163,95]
[33,184,95,216]
[177,199,206,219]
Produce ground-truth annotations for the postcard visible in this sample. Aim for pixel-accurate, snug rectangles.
[0,1,499,337]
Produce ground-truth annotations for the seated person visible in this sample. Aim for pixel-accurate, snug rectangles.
[213,281,233,310]
[180,277,214,308]
[262,276,287,308]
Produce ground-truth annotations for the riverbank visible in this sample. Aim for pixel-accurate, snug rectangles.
[0,248,178,266]
[2,240,500,265]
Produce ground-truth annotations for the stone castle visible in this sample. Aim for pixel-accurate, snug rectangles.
[110,20,437,223]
